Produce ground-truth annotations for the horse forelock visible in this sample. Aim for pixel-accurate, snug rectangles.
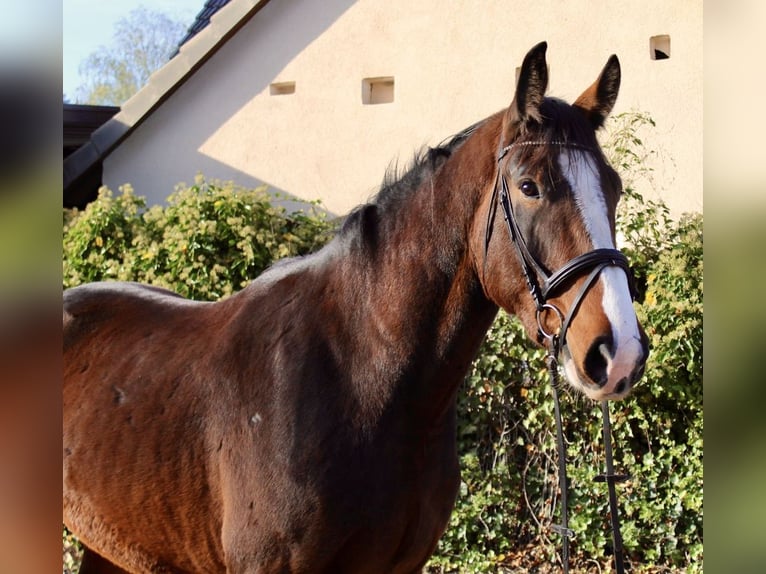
[511,99,599,160]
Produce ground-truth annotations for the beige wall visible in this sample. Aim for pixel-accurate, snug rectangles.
[105,0,702,218]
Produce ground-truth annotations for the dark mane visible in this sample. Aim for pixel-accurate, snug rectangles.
[378,120,485,206]
[338,121,485,251]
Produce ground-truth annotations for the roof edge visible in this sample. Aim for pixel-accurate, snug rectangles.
[64,0,273,192]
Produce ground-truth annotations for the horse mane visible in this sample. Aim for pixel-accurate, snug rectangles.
[337,120,486,255]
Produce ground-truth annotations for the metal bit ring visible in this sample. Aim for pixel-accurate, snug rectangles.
[537,303,564,342]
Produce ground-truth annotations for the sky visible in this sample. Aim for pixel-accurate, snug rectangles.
[1,2,60,68]
[63,0,200,101]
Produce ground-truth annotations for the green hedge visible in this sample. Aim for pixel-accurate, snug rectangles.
[63,176,333,298]
[63,118,702,572]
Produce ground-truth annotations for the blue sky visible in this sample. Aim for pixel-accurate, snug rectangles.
[1,2,60,67]
[63,0,200,100]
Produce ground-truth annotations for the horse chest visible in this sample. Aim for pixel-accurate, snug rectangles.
[353,435,462,571]
[325,434,461,572]
[220,410,461,573]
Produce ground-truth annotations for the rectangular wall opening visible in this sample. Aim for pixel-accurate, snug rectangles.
[650,35,671,60]
[270,81,296,95]
[362,77,394,105]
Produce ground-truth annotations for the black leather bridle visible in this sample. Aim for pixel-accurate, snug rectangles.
[487,140,636,358]
[486,140,633,573]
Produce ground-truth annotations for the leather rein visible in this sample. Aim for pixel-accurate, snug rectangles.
[486,140,633,573]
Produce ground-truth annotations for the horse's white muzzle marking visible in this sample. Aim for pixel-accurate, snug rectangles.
[559,151,646,399]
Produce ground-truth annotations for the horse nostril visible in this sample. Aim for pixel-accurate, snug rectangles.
[584,335,612,387]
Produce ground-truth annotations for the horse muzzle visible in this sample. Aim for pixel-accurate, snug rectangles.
[561,327,649,400]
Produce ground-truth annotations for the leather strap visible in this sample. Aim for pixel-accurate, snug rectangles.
[489,142,632,574]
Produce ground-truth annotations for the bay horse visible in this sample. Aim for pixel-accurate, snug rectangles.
[64,42,648,573]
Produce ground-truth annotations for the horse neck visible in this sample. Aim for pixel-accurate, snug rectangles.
[331,117,503,424]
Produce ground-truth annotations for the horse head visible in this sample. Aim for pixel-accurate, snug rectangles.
[477,42,648,400]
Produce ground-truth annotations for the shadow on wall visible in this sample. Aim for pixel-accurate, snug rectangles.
[121,159,341,220]
[101,0,358,214]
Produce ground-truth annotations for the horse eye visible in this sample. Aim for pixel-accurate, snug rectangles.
[519,180,540,198]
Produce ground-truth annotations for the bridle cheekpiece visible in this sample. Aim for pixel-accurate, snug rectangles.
[488,140,635,356]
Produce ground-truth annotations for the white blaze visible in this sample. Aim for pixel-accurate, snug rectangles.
[558,151,644,391]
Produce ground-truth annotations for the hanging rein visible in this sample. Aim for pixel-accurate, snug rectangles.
[485,140,634,573]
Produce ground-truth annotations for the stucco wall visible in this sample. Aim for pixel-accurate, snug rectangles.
[104,0,702,218]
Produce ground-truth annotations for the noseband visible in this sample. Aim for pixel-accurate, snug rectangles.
[485,140,636,357]
[486,140,634,573]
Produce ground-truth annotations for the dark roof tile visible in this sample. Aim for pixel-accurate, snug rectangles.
[176,0,233,51]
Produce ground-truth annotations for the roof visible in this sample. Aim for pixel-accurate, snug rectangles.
[64,104,119,157]
[63,0,272,206]
[175,0,233,54]
[63,104,120,207]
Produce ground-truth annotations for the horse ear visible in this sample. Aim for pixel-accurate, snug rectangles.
[509,41,549,127]
[574,55,621,129]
